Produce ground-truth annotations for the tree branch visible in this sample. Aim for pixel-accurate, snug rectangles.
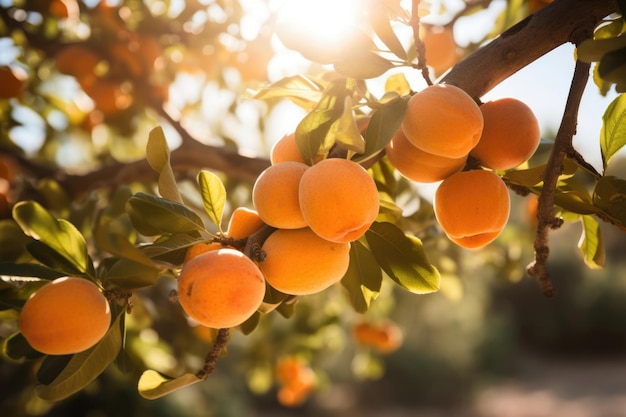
[441,0,618,98]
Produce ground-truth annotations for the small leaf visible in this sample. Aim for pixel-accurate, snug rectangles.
[2,332,43,361]
[593,175,626,228]
[0,263,65,280]
[103,258,161,290]
[249,75,323,111]
[331,97,365,154]
[146,127,183,204]
[12,201,94,277]
[239,312,260,335]
[341,240,382,313]
[577,34,626,63]
[384,73,411,96]
[334,51,395,79]
[369,4,408,60]
[365,222,440,294]
[35,311,124,402]
[578,214,605,269]
[197,170,227,232]
[138,370,203,400]
[355,95,408,163]
[126,193,205,235]
[600,93,626,169]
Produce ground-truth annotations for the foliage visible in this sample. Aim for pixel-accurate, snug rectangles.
[0,0,625,414]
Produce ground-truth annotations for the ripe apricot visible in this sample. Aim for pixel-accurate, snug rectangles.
[270,133,306,165]
[386,129,467,183]
[434,170,510,249]
[423,26,458,74]
[177,248,265,328]
[55,45,101,81]
[470,97,541,170]
[184,241,223,262]
[226,207,265,240]
[83,79,132,116]
[353,321,403,354]
[19,277,111,355]
[259,228,350,295]
[299,158,379,243]
[0,66,25,99]
[252,162,309,229]
[401,84,483,159]
[275,357,316,407]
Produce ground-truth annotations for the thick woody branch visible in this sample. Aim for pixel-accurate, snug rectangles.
[441,0,618,98]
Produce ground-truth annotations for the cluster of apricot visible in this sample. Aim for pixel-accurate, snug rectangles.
[18,277,112,355]
[274,356,317,407]
[353,320,403,354]
[177,139,380,331]
[387,83,540,249]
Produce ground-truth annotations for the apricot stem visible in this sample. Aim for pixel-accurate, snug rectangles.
[196,328,230,380]
[527,56,591,297]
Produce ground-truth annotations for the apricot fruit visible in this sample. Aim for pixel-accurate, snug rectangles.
[353,321,403,354]
[275,357,316,407]
[434,170,510,249]
[19,277,111,355]
[252,162,309,229]
[177,248,265,328]
[0,66,25,99]
[226,207,265,240]
[270,133,306,165]
[401,84,483,159]
[470,97,541,170]
[386,129,467,183]
[423,26,458,74]
[259,228,350,295]
[299,158,379,243]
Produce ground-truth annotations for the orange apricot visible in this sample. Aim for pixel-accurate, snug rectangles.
[423,26,458,74]
[470,97,541,170]
[0,66,25,99]
[19,277,111,355]
[82,79,132,116]
[252,162,309,229]
[226,207,265,240]
[270,133,306,165]
[353,321,403,354]
[386,128,467,183]
[184,241,223,262]
[299,158,379,243]
[401,84,483,159]
[259,228,350,295]
[177,248,265,328]
[434,170,510,249]
[275,357,316,407]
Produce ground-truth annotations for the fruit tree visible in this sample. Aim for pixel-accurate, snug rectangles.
[0,0,625,414]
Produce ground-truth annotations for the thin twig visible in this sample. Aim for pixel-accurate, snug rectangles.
[527,55,592,297]
[410,0,433,86]
[196,328,230,380]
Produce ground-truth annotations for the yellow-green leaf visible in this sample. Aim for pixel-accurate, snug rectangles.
[138,370,203,400]
[578,214,605,269]
[600,93,626,169]
[146,127,183,204]
[197,170,226,232]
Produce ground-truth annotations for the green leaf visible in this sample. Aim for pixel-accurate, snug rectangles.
[295,82,350,164]
[577,33,626,63]
[369,4,408,60]
[0,275,51,310]
[355,94,408,163]
[197,170,226,232]
[365,222,440,294]
[333,50,395,79]
[593,175,626,228]
[102,258,161,290]
[341,240,382,313]
[2,332,43,361]
[600,93,626,169]
[127,193,205,235]
[239,312,260,335]
[146,126,183,204]
[12,201,94,277]
[36,355,73,385]
[331,96,365,154]
[138,370,203,400]
[249,75,323,111]
[35,311,124,402]
[578,214,605,269]
[0,263,65,280]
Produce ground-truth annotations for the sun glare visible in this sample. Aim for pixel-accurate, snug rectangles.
[273,0,361,47]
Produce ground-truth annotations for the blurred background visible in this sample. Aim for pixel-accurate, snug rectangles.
[1,0,625,416]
